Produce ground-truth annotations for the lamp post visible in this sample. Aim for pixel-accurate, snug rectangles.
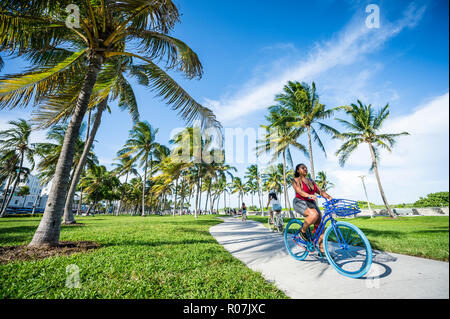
[359,175,373,218]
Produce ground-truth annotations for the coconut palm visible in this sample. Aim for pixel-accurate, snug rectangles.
[315,171,334,192]
[245,164,265,216]
[334,100,409,218]
[262,165,283,195]
[275,81,339,180]
[231,177,246,209]
[112,155,138,215]
[153,155,191,215]
[0,119,35,217]
[78,164,120,215]
[117,121,162,216]
[0,1,221,246]
[258,104,309,217]
[169,126,215,218]
[0,150,27,213]
[33,124,98,184]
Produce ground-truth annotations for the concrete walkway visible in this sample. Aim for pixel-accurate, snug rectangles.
[209,217,449,299]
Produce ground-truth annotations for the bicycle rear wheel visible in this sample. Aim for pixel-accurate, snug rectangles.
[323,221,372,278]
[284,219,310,260]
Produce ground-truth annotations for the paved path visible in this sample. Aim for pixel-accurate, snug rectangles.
[209,217,449,299]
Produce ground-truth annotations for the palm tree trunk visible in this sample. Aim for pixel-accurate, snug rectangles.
[307,125,315,179]
[368,143,395,218]
[198,178,203,215]
[117,172,129,216]
[206,180,212,213]
[173,177,178,217]
[179,186,185,216]
[142,156,148,217]
[223,190,226,213]
[148,154,154,213]
[29,54,103,247]
[63,98,107,224]
[256,175,264,217]
[77,189,83,215]
[282,150,294,218]
[31,194,40,215]
[0,175,12,213]
[194,179,200,218]
[0,152,24,217]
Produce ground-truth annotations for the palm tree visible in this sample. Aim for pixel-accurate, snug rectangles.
[169,126,213,218]
[262,165,283,195]
[153,155,191,216]
[31,55,155,223]
[245,164,265,216]
[0,119,35,217]
[334,100,409,218]
[79,164,120,215]
[231,177,245,209]
[112,155,138,215]
[33,123,98,222]
[0,150,29,214]
[123,176,144,215]
[117,121,162,216]
[275,81,338,180]
[258,104,309,217]
[33,123,98,184]
[315,171,334,192]
[0,1,220,247]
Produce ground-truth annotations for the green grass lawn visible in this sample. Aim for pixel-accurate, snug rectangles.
[0,215,287,299]
[247,215,449,261]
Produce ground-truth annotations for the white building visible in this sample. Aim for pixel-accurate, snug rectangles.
[19,174,43,196]
[0,174,48,212]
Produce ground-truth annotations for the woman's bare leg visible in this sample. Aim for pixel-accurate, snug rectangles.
[301,208,319,234]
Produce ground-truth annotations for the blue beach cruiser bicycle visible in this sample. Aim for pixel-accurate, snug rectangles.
[284,196,372,278]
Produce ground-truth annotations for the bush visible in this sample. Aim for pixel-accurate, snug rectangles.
[414,192,449,207]
[357,200,375,207]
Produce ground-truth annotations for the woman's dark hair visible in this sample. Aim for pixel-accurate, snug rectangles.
[294,163,306,178]
[269,193,278,200]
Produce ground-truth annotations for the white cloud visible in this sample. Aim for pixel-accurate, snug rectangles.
[205,3,427,125]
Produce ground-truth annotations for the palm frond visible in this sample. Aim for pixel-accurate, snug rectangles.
[0,50,86,109]
[129,60,221,131]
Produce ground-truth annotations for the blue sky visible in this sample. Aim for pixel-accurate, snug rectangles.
[0,0,448,207]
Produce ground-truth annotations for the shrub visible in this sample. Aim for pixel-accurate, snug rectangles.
[414,192,449,207]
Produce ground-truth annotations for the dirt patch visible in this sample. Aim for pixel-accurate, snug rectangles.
[0,241,100,264]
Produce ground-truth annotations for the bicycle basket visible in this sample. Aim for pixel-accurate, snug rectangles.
[322,199,361,217]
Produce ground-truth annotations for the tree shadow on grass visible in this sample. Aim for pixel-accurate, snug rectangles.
[357,227,405,239]
[0,225,36,245]
[157,219,221,227]
[103,238,218,248]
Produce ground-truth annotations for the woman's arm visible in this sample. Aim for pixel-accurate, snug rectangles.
[314,182,333,200]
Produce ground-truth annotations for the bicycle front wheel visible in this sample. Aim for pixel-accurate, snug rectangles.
[323,221,372,278]
[284,219,309,260]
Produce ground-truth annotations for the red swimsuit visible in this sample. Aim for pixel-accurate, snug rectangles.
[295,179,317,201]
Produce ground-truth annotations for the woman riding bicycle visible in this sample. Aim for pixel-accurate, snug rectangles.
[292,163,332,256]
[266,191,282,225]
